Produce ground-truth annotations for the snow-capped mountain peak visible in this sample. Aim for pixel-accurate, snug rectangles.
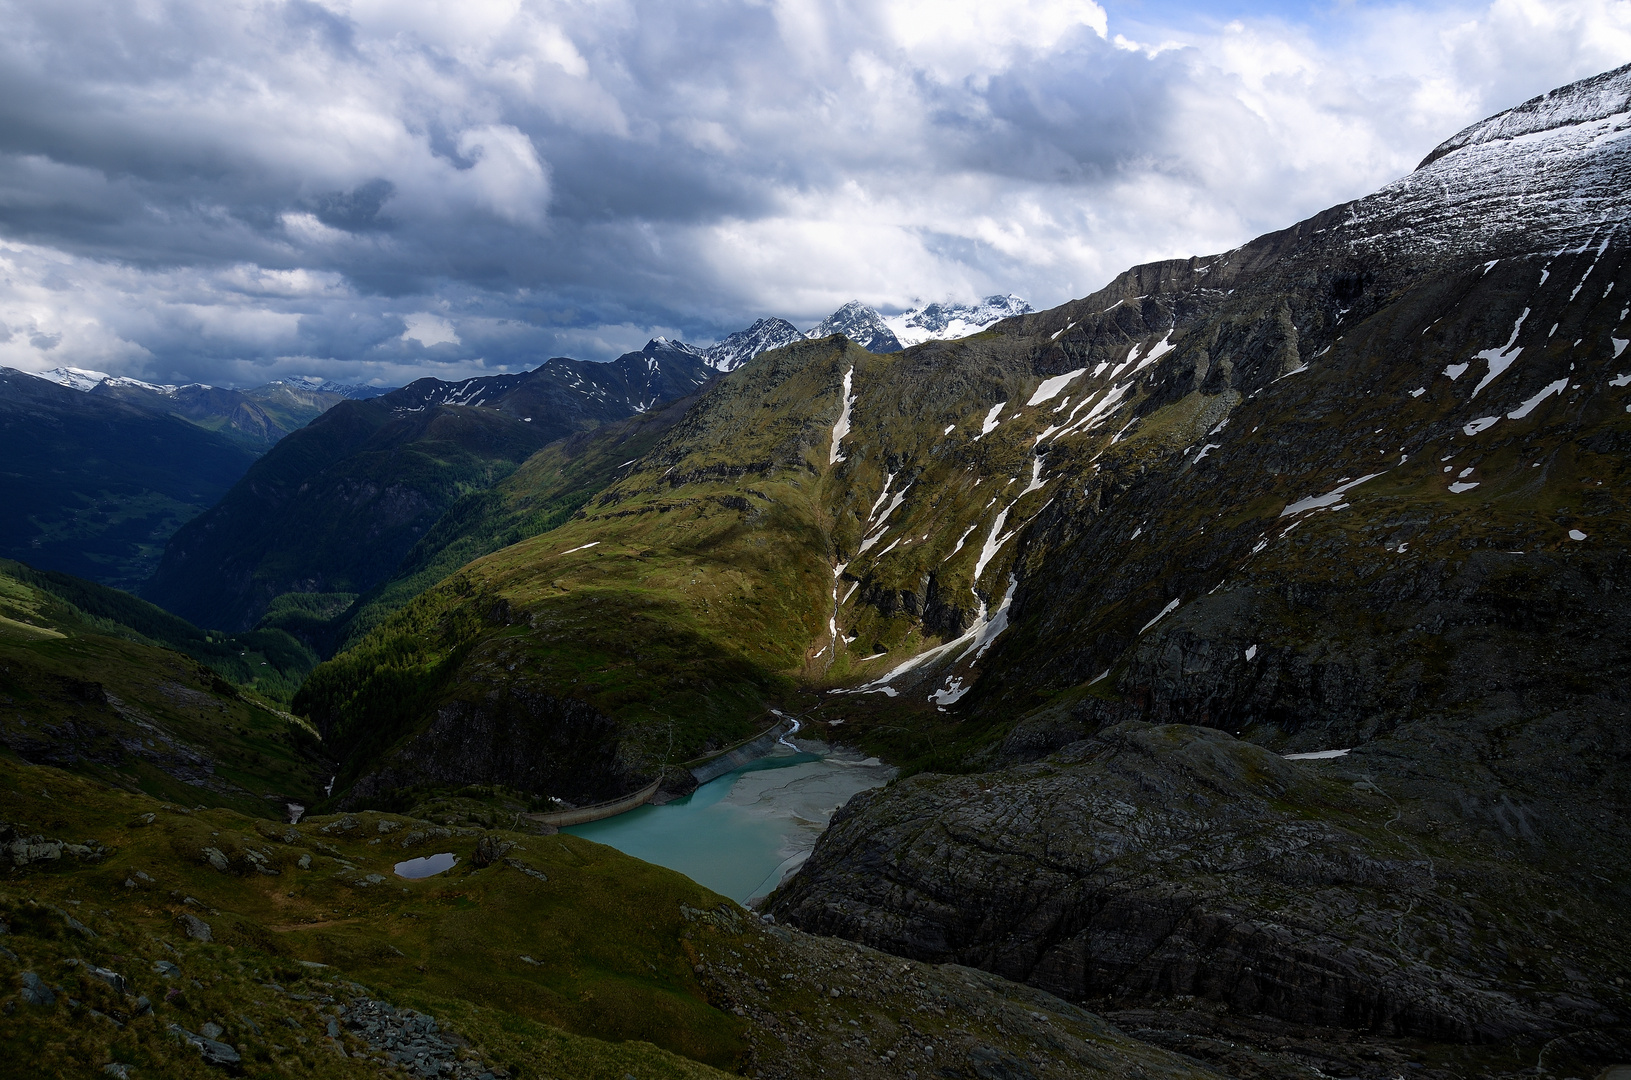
[103,375,204,394]
[1342,61,1631,263]
[29,366,114,392]
[885,294,1034,347]
[27,366,213,394]
[805,301,903,353]
[645,337,706,359]
[703,318,804,372]
[1418,61,1631,169]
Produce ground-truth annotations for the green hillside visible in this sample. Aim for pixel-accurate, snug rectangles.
[0,563,326,817]
[2,560,317,706]
[0,370,258,591]
[0,754,1212,1080]
[293,392,705,658]
[144,402,556,633]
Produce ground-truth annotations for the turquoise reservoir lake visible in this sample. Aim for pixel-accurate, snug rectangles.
[564,740,894,905]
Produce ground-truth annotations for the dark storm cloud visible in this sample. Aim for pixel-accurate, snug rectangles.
[0,0,1623,385]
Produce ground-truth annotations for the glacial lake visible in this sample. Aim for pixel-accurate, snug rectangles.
[564,740,894,905]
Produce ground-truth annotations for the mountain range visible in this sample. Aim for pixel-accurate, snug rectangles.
[29,367,392,449]
[0,369,262,589]
[699,295,1032,371]
[130,298,1029,635]
[0,63,1628,1080]
[290,62,1629,1075]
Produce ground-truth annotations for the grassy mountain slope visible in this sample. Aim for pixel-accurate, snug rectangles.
[0,754,1220,1080]
[310,393,705,657]
[292,65,1631,1076]
[0,559,317,705]
[294,340,876,804]
[0,564,326,817]
[144,402,556,634]
[144,346,716,635]
[0,370,259,591]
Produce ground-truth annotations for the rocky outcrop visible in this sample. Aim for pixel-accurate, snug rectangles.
[2,821,107,867]
[341,678,646,809]
[774,722,1629,1054]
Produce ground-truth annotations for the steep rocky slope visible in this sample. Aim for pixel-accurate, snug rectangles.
[766,63,1631,1075]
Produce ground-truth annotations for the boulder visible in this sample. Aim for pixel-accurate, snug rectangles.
[19,971,55,1007]
[472,834,515,868]
[180,913,213,943]
[171,1024,242,1069]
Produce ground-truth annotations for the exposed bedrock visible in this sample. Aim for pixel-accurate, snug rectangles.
[342,680,644,809]
[772,722,1630,1050]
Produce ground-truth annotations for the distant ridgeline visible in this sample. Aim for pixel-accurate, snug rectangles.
[138,295,1029,648]
[0,368,388,590]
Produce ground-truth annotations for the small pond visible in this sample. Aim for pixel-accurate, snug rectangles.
[564,740,893,905]
[395,851,458,879]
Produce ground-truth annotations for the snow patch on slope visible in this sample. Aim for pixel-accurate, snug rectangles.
[829,367,855,465]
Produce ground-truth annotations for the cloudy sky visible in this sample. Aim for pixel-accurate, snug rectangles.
[0,0,1626,387]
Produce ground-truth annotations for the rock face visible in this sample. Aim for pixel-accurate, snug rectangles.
[774,723,1631,1067]
[336,673,647,808]
[19,971,55,1007]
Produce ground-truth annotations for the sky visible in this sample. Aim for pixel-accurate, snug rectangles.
[0,0,1626,388]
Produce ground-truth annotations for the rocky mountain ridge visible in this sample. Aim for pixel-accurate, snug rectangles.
[803,301,905,353]
[382,338,712,420]
[702,318,805,372]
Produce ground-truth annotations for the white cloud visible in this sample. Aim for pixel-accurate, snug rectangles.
[401,312,461,348]
[0,0,1625,384]
[878,0,1109,78]
[453,125,552,225]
